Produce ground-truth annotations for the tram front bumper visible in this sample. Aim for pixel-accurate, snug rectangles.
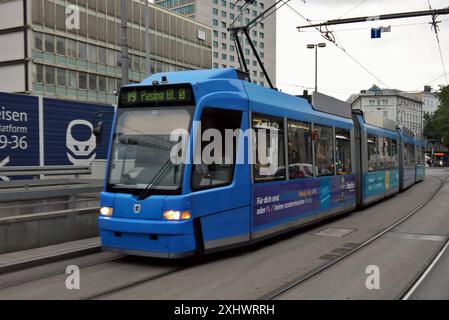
[98,216,197,258]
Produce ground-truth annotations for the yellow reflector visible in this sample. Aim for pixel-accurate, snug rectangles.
[100,207,113,216]
[181,211,191,220]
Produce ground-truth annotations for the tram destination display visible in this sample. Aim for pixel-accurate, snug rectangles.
[120,85,194,106]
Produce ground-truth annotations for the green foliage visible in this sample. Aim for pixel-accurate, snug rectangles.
[424,85,449,147]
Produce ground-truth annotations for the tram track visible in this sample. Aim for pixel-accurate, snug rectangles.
[260,174,447,300]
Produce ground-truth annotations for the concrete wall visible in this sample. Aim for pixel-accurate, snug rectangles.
[0,207,99,254]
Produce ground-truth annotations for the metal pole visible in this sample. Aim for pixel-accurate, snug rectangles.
[121,0,129,87]
[315,46,318,92]
[144,0,151,75]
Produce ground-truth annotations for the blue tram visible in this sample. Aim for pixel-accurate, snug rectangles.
[98,68,425,258]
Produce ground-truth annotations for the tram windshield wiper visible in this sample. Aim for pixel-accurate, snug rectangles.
[137,158,174,200]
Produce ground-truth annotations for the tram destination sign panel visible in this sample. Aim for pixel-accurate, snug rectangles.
[120,84,194,107]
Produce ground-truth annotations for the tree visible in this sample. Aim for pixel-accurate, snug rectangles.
[424,85,449,148]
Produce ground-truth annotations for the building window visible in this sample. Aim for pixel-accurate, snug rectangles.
[34,64,43,83]
[34,32,43,51]
[260,32,264,39]
[260,42,264,49]
[56,37,65,55]
[213,19,218,26]
[79,72,87,90]
[221,32,227,39]
[67,39,77,58]
[213,63,219,68]
[45,66,55,85]
[252,10,257,17]
[56,68,66,86]
[221,11,226,17]
[260,22,264,29]
[78,42,87,61]
[213,30,219,37]
[213,41,218,48]
[230,45,235,51]
[107,49,116,66]
[213,8,218,15]
[230,3,235,9]
[99,76,106,93]
[44,34,55,53]
[213,0,218,3]
[88,44,97,63]
[221,53,227,60]
[213,52,218,58]
[221,21,226,28]
[68,70,77,89]
[98,47,106,65]
[221,0,226,7]
[230,13,234,19]
[89,74,98,91]
[221,43,227,50]
[230,55,235,62]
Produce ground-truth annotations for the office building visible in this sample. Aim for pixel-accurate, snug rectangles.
[0,0,212,104]
[156,0,276,87]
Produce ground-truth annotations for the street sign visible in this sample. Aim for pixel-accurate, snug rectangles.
[43,98,114,166]
[371,28,381,38]
[0,92,40,169]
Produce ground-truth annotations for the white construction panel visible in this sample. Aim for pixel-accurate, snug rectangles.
[0,64,25,92]
[0,0,23,30]
[0,31,24,61]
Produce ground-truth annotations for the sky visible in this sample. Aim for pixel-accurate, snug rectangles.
[275,0,449,100]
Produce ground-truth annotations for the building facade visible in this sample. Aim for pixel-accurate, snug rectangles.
[349,89,423,138]
[0,0,212,104]
[155,0,276,87]
[412,87,440,116]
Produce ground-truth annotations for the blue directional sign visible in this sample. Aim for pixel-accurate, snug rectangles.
[0,92,40,170]
[43,98,114,166]
[371,28,381,39]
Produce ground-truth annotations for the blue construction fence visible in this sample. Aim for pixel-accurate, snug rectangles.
[0,92,115,178]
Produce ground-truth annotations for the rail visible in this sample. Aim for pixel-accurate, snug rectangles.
[0,165,91,179]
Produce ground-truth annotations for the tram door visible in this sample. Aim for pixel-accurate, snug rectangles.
[189,107,252,252]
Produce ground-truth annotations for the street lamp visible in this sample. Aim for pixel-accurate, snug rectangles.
[307,43,326,92]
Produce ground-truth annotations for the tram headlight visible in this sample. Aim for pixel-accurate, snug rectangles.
[100,207,113,217]
[163,210,191,221]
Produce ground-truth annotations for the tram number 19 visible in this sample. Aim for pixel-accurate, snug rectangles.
[0,135,28,150]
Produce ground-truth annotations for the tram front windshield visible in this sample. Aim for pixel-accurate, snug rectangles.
[107,107,193,194]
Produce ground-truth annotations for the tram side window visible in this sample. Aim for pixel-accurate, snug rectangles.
[377,136,386,170]
[314,125,334,177]
[287,120,314,179]
[191,108,243,190]
[410,144,416,166]
[390,138,398,168]
[253,114,285,182]
[367,135,379,172]
[335,128,352,175]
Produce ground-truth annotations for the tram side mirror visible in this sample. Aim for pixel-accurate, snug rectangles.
[92,121,104,143]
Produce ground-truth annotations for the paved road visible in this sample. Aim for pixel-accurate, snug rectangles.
[0,169,447,300]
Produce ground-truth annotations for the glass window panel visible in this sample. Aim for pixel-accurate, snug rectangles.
[288,120,314,178]
[34,32,43,50]
[68,70,77,88]
[98,46,107,65]
[335,128,351,175]
[253,114,285,182]
[33,64,44,83]
[44,34,55,53]
[79,42,87,60]
[67,39,77,58]
[56,36,65,55]
[79,72,87,90]
[88,44,97,63]
[57,68,66,86]
[314,125,334,176]
[89,74,98,91]
[45,65,55,85]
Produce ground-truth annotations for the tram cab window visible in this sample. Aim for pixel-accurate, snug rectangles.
[314,125,334,177]
[335,128,351,175]
[367,135,380,172]
[191,108,243,190]
[253,114,285,182]
[287,120,314,179]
